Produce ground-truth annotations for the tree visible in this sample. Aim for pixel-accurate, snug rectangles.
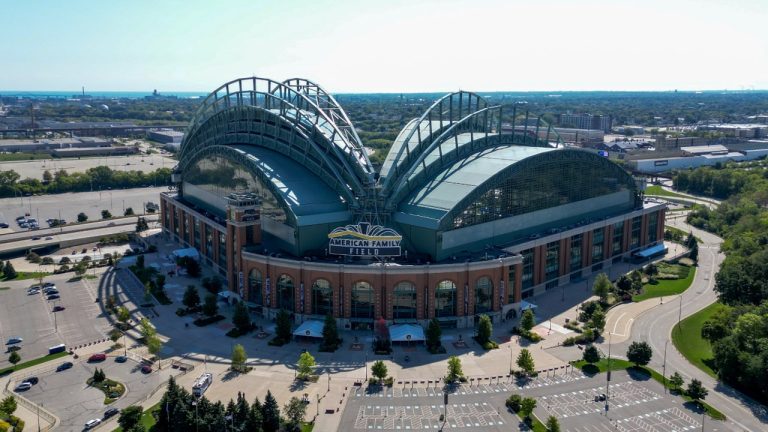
[136,254,145,269]
[686,379,708,403]
[626,341,653,366]
[182,285,201,310]
[202,294,218,317]
[283,396,306,432]
[124,207,135,216]
[321,313,340,350]
[446,355,464,383]
[2,261,16,280]
[42,170,53,183]
[275,309,292,342]
[117,405,143,430]
[232,301,251,333]
[616,275,633,294]
[516,348,535,374]
[136,217,149,232]
[545,415,561,432]
[669,372,685,392]
[117,306,130,325]
[505,394,522,412]
[476,314,493,345]
[262,390,280,432]
[101,209,112,219]
[41,257,54,265]
[645,263,659,277]
[583,344,601,364]
[519,397,537,419]
[371,360,388,382]
[8,351,20,369]
[0,395,17,416]
[93,368,106,383]
[59,256,71,265]
[77,212,88,223]
[592,272,611,303]
[426,318,442,350]
[297,351,316,379]
[520,309,535,333]
[231,344,247,372]
[588,306,606,335]
[688,241,699,261]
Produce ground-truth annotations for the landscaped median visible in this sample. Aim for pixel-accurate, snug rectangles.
[671,302,724,378]
[0,351,70,376]
[570,359,725,420]
[632,263,696,302]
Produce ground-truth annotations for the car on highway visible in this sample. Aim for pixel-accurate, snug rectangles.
[19,222,28,228]
[56,362,73,372]
[84,419,101,430]
[88,353,107,362]
[46,294,60,300]
[22,377,39,385]
[45,236,53,240]
[115,355,128,363]
[15,216,25,222]
[5,337,23,345]
[0,222,8,228]
[52,305,65,312]
[32,236,41,240]
[103,408,120,419]
[14,382,32,392]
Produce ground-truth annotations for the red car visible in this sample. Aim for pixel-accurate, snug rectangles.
[88,353,106,362]
[141,364,152,374]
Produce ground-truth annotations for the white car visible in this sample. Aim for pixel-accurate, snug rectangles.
[84,419,102,429]
[14,382,32,392]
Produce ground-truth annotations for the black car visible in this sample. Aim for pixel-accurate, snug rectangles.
[47,294,60,300]
[23,376,38,385]
[0,223,8,228]
[56,362,73,372]
[103,407,120,419]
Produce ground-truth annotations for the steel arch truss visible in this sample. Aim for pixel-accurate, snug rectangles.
[179,106,358,206]
[437,148,639,231]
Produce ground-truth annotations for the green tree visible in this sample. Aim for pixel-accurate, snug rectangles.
[545,415,561,432]
[73,260,88,276]
[262,390,280,432]
[117,306,130,325]
[476,314,493,345]
[516,348,535,374]
[42,170,53,183]
[2,261,17,279]
[446,355,464,383]
[139,317,156,338]
[232,301,251,332]
[371,360,388,382]
[117,405,143,430]
[41,256,54,265]
[59,256,71,265]
[426,318,442,350]
[182,285,201,310]
[505,394,522,412]
[124,207,135,216]
[669,372,685,392]
[8,351,20,369]
[519,397,537,419]
[592,272,611,303]
[686,379,708,403]
[520,309,535,332]
[0,395,17,416]
[321,313,340,350]
[202,294,218,317]
[275,309,292,342]
[101,209,112,219]
[583,344,601,364]
[283,396,306,432]
[589,306,606,335]
[231,344,247,372]
[297,351,316,379]
[136,217,149,232]
[626,341,653,366]
[77,212,88,223]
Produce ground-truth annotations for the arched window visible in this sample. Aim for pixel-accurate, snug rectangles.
[393,281,417,320]
[351,281,374,319]
[435,280,457,318]
[311,279,333,316]
[475,277,493,314]
[248,269,263,306]
[276,274,295,312]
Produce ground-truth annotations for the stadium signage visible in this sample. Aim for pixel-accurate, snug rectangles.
[328,222,402,257]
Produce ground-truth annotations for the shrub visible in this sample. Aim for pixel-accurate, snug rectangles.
[193,315,225,326]
[268,337,287,346]
[505,394,522,412]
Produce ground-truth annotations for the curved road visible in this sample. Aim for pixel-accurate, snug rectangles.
[610,218,767,431]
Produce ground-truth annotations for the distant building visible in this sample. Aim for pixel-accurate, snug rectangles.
[0,137,112,152]
[628,143,768,173]
[51,146,139,157]
[147,129,184,146]
[654,136,707,151]
[557,113,613,133]
[698,124,768,138]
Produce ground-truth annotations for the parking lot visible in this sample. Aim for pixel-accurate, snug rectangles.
[14,356,177,431]
[0,273,111,369]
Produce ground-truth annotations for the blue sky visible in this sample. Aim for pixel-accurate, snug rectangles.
[1,0,767,93]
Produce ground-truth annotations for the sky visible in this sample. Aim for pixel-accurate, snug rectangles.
[1,0,767,93]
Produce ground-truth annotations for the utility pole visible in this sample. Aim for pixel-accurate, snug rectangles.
[662,340,669,393]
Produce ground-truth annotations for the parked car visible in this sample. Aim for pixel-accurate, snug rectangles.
[84,419,102,429]
[81,248,87,253]
[22,376,38,385]
[0,223,8,228]
[14,382,32,392]
[92,247,98,251]
[43,282,55,288]
[6,337,23,345]
[44,289,59,295]
[103,408,120,419]
[46,294,60,300]
[56,362,73,372]
[141,364,152,374]
[88,353,107,362]
[115,355,128,363]
[52,305,65,312]
[27,288,40,295]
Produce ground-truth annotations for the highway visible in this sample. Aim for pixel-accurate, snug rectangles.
[0,215,157,244]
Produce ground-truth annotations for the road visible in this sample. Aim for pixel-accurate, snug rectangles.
[0,215,156,244]
[607,218,767,431]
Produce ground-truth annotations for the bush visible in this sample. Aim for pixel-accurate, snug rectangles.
[505,394,522,412]
[481,340,499,350]
[384,376,394,387]
[193,315,225,326]
[268,337,287,346]
[8,416,23,432]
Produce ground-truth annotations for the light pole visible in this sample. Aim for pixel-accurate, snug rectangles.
[191,401,198,432]
[677,294,683,333]
[364,353,368,381]
[53,299,58,332]
[509,345,513,373]
[606,331,612,413]
[37,402,40,432]
[662,340,669,393]
[327,373,331,392]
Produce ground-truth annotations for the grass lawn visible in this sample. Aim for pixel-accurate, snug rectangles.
[0,271,52,282]
[0,351,69,376]
[645,185,688,199]
[633,265,695,302]
[672,302,725,379]
[0,153,53,161]
[113,401,160,432]
[87,377,126,404]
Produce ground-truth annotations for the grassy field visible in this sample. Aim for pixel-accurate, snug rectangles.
[645,185,688,199]
[0,153,53,161]
[672,302,724,379]
[0,351,69,376]
[633,265,695,302]
[0,271,52,282]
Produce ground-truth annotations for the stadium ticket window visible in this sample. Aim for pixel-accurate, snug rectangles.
[248,269,263,306]
[351,281,374,319]
[392,281,417,320]
[276,274,295,312]
[475,277,493,314]
[435,280,457,318]
[311,279,333,316]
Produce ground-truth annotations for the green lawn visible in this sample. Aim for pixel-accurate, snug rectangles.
[672,302,725,379]
[632,265,695,302]
[0,351,69,376]
[0,272,52,282]
[113,401,160,432]
[645,185,688,199]
[0,153,52,161]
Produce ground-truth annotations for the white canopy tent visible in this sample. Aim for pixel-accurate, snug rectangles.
[390,324,425,343]
[293,320,324,339]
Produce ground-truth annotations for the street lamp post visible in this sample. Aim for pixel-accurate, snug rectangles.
[606,331,612,413]
[677,294,683,333]
[191,401,199,432]
[662,340,669,393]
[364,353,368,381]
[509,345,513,373]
